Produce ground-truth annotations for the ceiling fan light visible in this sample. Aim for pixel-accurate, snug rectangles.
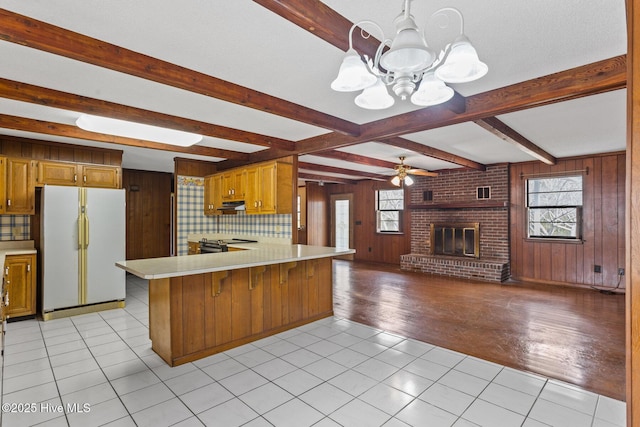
[411,72,455,106]
[354,78,395,110]
[435,35,488,84]
[76,114,202,146]
[391,175,401,187]
[404,175,414,186]
[331,49,377,92]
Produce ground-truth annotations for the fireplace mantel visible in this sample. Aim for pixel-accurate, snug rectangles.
[408,201,507,210]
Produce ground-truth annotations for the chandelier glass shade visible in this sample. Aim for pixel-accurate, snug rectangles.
[331,0,487,110]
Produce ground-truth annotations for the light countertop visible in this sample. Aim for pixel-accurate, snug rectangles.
[116,244,355,280]
[0,240,37,269]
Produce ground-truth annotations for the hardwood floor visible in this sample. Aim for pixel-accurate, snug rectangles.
[332,259,626,401]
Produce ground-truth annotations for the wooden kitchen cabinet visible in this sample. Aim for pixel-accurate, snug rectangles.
[221,169,245,201]
[187,241,201,255]
[36,160,121,189]
[204,174,223,215]
[4,254,36,318]
[36,160,79,186]
[0,156,6,214]
[245,161,292,215]
[148,257,333,366]
[80,164,121,188]
[6,158,35,214]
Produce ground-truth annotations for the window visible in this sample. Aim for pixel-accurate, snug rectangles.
[526,175,583,239]
[376,189,404,232]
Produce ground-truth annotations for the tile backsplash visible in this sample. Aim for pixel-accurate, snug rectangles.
[176,175,292,255]
[0,215,31,241]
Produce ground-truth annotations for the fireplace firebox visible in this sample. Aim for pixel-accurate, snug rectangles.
[430,223,480,258]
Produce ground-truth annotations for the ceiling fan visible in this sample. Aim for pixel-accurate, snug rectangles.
[391,156,438,186]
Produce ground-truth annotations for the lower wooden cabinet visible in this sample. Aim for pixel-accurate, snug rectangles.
[187,242,201,255]
[4,254,36,318]
[148,257,333,366]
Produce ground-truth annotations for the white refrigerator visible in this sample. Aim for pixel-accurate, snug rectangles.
[41,185,126,316]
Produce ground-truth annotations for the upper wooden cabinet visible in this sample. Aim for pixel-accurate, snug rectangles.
[36,160,79,186]
[0,157,6,214]
[81,164,121,188]
[221,169,246,201]
[204,159,293,216]
[36,160,121,189]
[204,174,223,215]
[245,161,292,215]
[6,158,35,215]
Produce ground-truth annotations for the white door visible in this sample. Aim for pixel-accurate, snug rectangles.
[330,193,354,260]
[84,188,126,304]
[42,186,80,311]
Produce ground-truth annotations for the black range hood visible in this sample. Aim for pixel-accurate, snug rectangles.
[217,201,245,211]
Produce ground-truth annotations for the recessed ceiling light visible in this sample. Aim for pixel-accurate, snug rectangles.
[76,114,203,147]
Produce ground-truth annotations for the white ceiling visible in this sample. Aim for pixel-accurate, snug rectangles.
[0,0,628,176]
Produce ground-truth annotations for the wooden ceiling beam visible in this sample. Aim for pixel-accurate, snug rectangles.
[292,55,626,154]
[298,161,388,180]
[474,117,557,165]
[0,114,250,160]
[381,136,486,171]
[298,172,359,185]
[252,0,379,57]
[0,8,360,137]
[0,78,296,151]
[311,150,400,169]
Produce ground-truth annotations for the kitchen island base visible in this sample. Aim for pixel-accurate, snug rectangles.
[149,257,333,366]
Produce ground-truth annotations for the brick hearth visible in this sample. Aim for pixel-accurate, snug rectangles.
[401,164,511,283]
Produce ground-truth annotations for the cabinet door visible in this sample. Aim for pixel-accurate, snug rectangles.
[204,175,215,214]
[5,254,35,318]
[6,158,35,214]
[221,172,234,200]
[259,163,278,214]
[81,165,121,188]
[0,156,6,214]
[36,161,79,186]
[244,167,260,214]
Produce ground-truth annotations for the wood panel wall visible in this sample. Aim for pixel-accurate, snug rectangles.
[322,180,411,265]
[123,169,173,260]
[0,135,122,165]
[305,182,329,247]
[174,157,217,177]
[510,153,626,289]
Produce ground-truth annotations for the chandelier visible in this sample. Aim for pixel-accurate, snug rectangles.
[331,0,488,110]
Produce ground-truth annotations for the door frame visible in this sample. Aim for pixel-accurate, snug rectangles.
[330,193,354,260]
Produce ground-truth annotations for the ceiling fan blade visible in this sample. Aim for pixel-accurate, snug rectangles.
[408,168,438,177]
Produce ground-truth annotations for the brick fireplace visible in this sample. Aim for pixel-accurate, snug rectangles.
[400,164,511,282]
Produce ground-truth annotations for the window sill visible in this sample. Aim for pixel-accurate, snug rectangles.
[376,231,405,236]
[525,237,584,245]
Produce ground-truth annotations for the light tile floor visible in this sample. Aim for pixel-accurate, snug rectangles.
[0,275,626,427]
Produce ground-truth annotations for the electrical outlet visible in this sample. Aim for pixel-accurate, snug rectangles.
[619,268,625,276]
[594,265,602,273]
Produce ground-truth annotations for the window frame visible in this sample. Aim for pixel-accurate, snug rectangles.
[376,188,405,233]
[525,175,584,242]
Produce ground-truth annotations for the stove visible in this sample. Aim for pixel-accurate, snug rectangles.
[198,238,258,253]
[199,239,228,253]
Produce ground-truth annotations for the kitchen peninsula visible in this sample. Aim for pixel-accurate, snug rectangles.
[116,244,354,366]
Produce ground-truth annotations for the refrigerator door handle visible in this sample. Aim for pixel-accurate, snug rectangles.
[78,215,83,250]
[84,213,90,248]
